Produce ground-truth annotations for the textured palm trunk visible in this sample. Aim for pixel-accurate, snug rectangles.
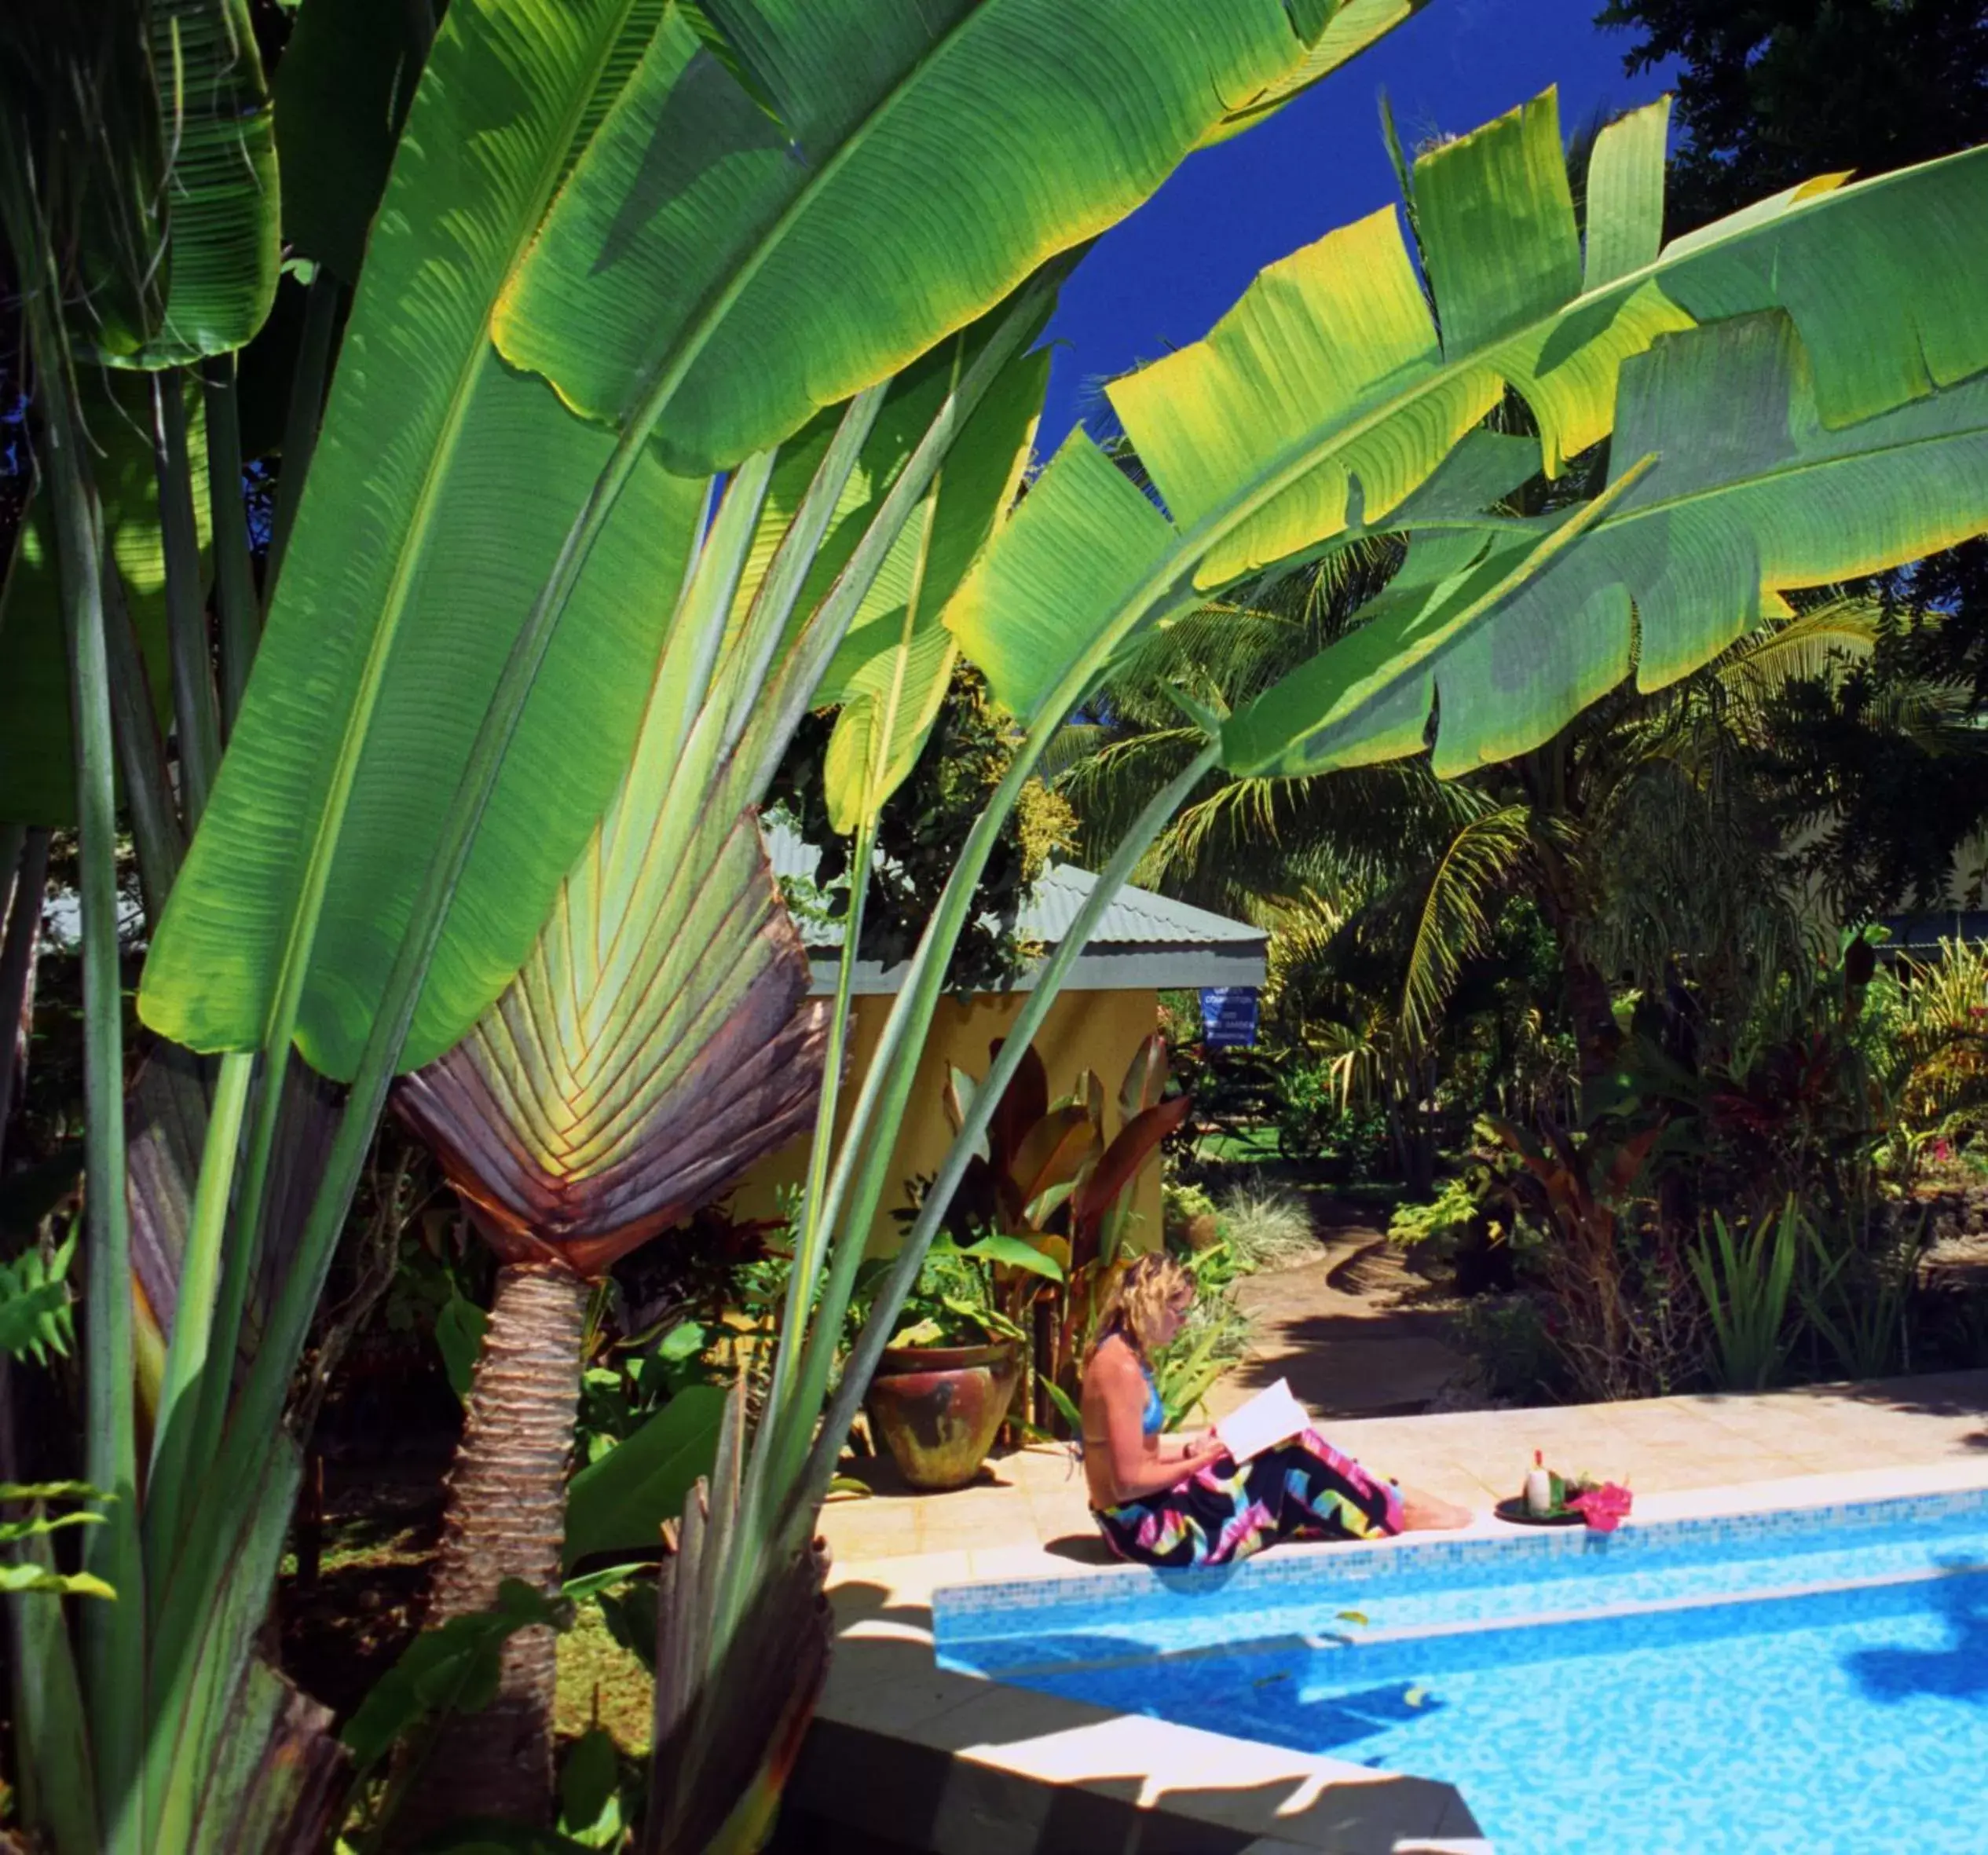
[395,1261,590,1842]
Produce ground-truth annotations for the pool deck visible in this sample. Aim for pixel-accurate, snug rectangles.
[782,1370,1988,1853]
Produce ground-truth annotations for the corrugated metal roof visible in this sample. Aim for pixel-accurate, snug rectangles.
[763,817,1265,952]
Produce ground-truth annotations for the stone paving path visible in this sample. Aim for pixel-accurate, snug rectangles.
[1204,1228,1466,1425]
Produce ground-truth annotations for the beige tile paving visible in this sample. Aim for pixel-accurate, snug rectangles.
[821,1369,1988,1576]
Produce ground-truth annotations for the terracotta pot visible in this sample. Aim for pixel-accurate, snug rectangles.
[1184,1212,1223,1253]
[866,1341,1021,1491]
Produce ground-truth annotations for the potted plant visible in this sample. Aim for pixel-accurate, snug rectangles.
[866,1235,1063,1491]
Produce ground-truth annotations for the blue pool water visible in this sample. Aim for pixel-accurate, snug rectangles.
[933,1491,1988,1853]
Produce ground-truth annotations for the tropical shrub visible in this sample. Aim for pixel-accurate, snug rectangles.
[1387,1173,1482,1258]
[1162,1180,1221,1248]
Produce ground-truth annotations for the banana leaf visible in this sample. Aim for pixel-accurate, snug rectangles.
[1225,309,1988,777]
[140,0,713,1080]
[141,0,1407,1081]
[819,346,1047,831]
[946,93,1988,730]
[271,0,434,284]
[490,0,1386,466]
[112,0,281,368]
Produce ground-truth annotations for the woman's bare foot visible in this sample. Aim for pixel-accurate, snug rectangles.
[1399,1484,1474,1531]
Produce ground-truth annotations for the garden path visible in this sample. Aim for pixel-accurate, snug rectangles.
[1203,1213,1466,1425]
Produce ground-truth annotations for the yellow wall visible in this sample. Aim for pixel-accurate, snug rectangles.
[730,987,1166,1254]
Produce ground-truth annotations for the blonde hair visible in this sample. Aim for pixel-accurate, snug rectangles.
[1085,1252,1194,1364]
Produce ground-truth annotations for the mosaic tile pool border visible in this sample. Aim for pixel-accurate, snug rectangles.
[933,1485,1988,1626]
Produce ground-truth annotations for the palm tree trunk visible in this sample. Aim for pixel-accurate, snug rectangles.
[397,1261,589,1841]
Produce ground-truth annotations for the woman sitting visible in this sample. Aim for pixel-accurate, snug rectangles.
[1081,1253,1472,1568]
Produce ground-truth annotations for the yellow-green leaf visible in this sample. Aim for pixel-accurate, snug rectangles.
[139,0,709,1078]
[491,0,1360,467]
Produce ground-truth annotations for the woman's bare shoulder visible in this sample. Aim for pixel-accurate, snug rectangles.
[1086,1333,1138,1388]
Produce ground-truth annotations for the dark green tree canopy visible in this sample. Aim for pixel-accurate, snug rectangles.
[1600,1,1988,231]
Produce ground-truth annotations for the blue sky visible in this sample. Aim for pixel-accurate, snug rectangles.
[1037,0,1679,452]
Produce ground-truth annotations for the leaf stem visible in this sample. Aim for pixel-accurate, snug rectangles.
[0,126,146,1855]
[793,738,1221,1523]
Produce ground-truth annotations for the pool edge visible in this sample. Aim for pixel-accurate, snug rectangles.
[789,1458,1988,1853]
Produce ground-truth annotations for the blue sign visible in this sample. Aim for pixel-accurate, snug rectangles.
[1199,986,1259,1049]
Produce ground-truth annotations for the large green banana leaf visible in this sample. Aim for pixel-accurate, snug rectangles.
[0,373,204,827]
[139,0,710,1081]
[489,0,1391,466]
[1200,0,1428,148]
[138,0,1411,1082]
[1225,311,1988,777]
[947,93,1988,730]
[110,0,280,367]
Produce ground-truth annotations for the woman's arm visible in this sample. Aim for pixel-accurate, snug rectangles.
[1093,1349,1225,1502]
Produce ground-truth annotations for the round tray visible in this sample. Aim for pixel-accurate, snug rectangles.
[1493,1495,1587,1528]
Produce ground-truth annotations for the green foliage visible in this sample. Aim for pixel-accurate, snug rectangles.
[1798,1222,1920,1382]
[555,1725,625,1850]
[575,1319,712,1469]
[1161,1181,1220,1244]
[1447,1293,1566,1405]
[562,1384,728,1571]
[772,667,1078,995]
[1388,1174,1481,1255]
[0,1482,115,1601]
[885,1235,1064,1349]
[1690,1198,1803,1392]
[434,1289,489,1403]
[0,1228,75,1365]
[342,1576,564,1771]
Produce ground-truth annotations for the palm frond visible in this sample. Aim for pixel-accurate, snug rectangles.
[1397,806,1536,1055]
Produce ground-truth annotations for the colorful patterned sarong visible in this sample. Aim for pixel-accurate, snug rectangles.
[1093,1427,1403,1568]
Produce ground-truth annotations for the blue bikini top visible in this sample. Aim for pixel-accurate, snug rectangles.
[1138,1359,1164,1436]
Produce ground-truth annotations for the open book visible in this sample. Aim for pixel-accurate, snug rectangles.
[1214,1376,1311,1465]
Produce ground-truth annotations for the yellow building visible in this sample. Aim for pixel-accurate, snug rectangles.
[733,840,1269,1254]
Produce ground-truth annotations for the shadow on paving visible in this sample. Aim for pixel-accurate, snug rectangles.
[1825,1370,1988,1422]
[779,1582,1482,1855]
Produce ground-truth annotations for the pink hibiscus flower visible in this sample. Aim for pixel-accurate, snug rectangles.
[1565,1483,1633,1533]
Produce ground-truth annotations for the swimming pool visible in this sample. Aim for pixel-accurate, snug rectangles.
[934,1489,1988,1853]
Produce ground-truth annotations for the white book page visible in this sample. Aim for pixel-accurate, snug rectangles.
[1214,1377,1310,1464]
